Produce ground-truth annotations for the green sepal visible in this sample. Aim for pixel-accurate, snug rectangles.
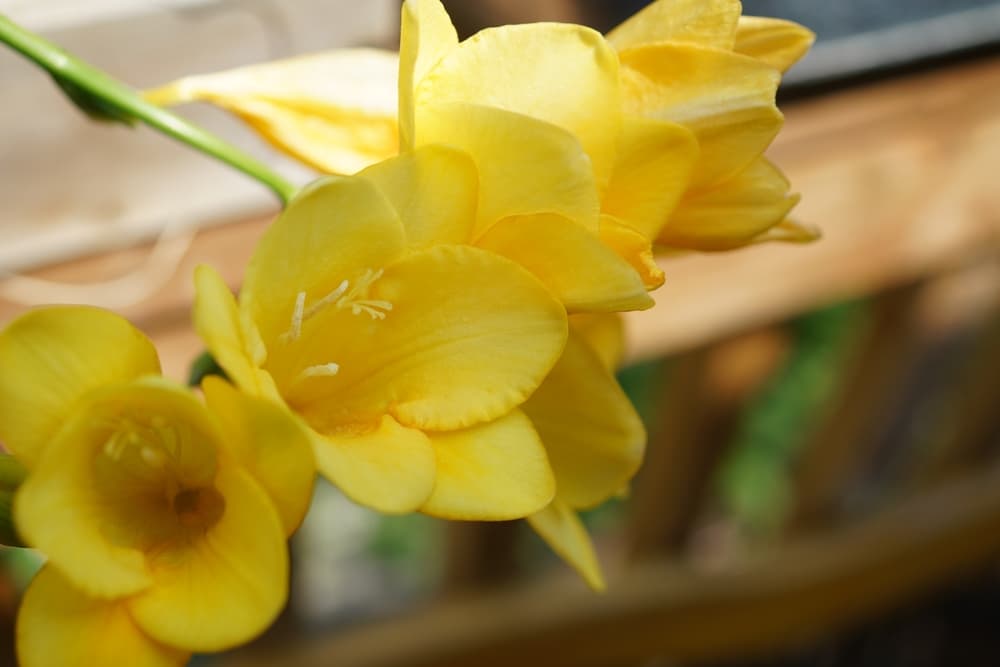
[51,72,136,126]
[0,455,27,548]
[188,350,229,387]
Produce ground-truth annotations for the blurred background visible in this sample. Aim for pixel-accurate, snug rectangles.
[0,1,999,665]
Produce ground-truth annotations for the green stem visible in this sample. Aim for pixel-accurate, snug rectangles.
[0,13,296,205]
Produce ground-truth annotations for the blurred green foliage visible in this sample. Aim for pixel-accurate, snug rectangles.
[367,513,443,587]
[716,300,867,535]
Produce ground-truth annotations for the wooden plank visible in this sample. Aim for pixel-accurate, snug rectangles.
[441,521,521,593]
[627,350,715,559]
[223,460,1000,667]
[788,283,925,531]
[626,331,789,560]
[910,313,1000,486]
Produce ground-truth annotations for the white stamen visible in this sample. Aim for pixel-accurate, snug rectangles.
[336,269,391,320]
[279,270,393,343]
[280,291,308,343]
[303,280,349,320]
[297,362,341,380]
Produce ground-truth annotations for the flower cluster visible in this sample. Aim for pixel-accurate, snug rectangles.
[3,1,813,664]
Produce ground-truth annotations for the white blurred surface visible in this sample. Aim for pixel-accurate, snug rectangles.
[0,0,396,272]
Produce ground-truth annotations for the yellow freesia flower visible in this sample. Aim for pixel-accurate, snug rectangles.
[0,306,314,666]
[608,0,818,250]
[194,172,568,519]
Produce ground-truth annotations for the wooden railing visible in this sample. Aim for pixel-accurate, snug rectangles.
[0,36,998,667]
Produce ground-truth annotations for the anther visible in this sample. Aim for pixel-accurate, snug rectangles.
[298,362,341,379]
[348,300,393,320]
[140,445,167,468]
[280,291,308,343]
[103,434,127,460]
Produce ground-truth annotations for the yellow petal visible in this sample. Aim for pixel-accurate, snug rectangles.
[603,116,698,240]
[599,215,665,291]
[477,213,653,312]
[422,409,554,520]
[311,414,437,514]
[217,97,398,175]
[660,157,801,250]
[417,23,620,192]
[523,330,645,509]
[14,379,223,599]
[202,376,315,536]
[735,16,815,72]
[285,245,567,432]
[359,144,478,247]
[527,499,605,591]
[242,175,406,348]
[569,313,625,372]
[415,102,600,236]
[193,264,278,400]
[607,0,741,51]
[15,429,151,598]
[145,49,400,174]
[399,0,458,148]
[17,566,188,667]
[0,306,160,468]
[620,43,782,187]
[750,218,822,245]
[129,466,288,653]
